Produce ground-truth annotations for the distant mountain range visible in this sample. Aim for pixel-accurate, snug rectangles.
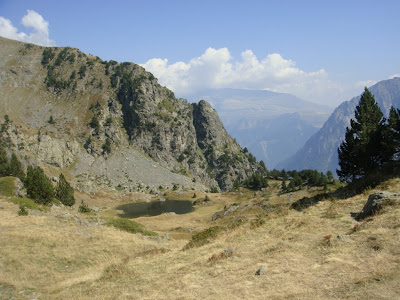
[277,77,400,173]
[182,88,332,168]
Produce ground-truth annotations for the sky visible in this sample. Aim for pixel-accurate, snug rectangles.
[0,0,399,107]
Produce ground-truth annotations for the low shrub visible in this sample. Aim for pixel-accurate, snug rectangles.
[104,218,157,236]
[78,201,91,213]
[18,204,28,216]
[184,226,223,250]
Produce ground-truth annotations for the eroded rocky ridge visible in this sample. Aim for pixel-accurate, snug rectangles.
[0,36,261,191]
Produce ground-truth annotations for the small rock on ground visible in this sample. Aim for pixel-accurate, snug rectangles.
[255,265,267,275]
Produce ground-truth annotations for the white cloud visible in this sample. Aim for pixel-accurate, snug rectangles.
[354,79,378,89]
[389,74,400,79]
[141,47,341,105]
[0,10,55,46]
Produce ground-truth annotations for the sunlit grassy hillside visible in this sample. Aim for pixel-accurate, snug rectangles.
[1,177,399,299]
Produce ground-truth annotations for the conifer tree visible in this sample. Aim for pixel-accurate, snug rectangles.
[326,170,334,183]
[381,106,400,162]
[9,153,25,181]
[0,146,9,177]
[281,180,287,192]
[337,87,385,182]
[56,173,75,206]
[25,166,54,205]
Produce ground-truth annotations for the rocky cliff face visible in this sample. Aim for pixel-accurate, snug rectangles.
[192,100,258,190]
[277,77,400,174]
[0,36,260,191]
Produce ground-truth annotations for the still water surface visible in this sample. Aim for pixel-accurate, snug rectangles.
[117,199,194,218]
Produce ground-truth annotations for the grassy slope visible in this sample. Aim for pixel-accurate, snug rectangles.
[0,179,399,299]
[0,177,16,197]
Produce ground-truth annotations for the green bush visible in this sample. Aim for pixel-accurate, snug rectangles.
[18,204,28,216]
[78,201,91,213]
[78,65,87,78]
[210,187,219,193]
[102,138,112,154]
[41,48,55,65]
[105,117,112,126]
[89,116,100,135]
[55,48,68,66]
[242,173,268,190]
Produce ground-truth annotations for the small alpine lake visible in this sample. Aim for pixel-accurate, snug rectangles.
[116,199,194,218]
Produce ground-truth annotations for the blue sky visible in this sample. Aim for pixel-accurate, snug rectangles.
[0,0,399,106]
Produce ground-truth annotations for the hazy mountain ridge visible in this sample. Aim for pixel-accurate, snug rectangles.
[277,77,400,173]
[183,88,332,167]
[0,36,261,191]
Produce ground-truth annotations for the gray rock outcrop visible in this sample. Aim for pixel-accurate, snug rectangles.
[14,178,26,198]
[357,191,400,220]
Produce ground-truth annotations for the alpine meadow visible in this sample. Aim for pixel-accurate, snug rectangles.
[1,2,400,299]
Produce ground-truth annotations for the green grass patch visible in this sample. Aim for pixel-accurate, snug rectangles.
[0,176,16,197]
[157,98,175,113]
[104,217,157,236]
[8,197,45,211]
[183,226,223,250]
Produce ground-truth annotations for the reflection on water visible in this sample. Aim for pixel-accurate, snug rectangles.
[116,199,194,218]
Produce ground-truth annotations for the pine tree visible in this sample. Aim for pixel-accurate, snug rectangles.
[281,180,287,192]
[381,106,400,162]
[337,87,385,182]
[56,173,75,206]
[326,170,334,183]
[25,166,54,205]
[0,146,9,177]
[281,169,288,180]
[9,153,25,181]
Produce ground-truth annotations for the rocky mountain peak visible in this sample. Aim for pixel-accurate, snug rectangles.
[0,36,261,192]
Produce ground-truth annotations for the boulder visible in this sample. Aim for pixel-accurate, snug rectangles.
[14,178,26,198]
[255,265,266,275]
[356,191,400,220]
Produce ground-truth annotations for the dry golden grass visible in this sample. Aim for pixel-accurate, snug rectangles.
[1,178,400,299]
